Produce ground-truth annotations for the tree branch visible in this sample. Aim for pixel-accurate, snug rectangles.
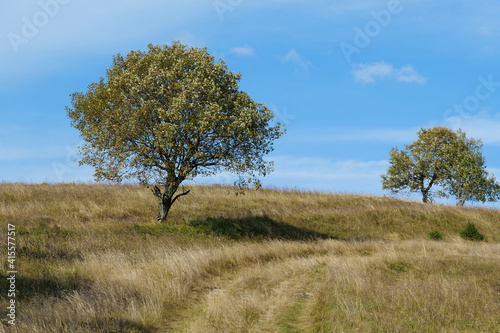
[151,185,162,199]
[171,189,191,204]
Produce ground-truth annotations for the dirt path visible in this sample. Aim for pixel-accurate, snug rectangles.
[161,240,369,332]
[161,240,500,332]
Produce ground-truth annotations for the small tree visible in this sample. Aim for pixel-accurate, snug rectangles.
[442,131,500,206]
[382,127,499,205]
[460,223,484,241]
[67,42,285,222]
[381,127,457,203]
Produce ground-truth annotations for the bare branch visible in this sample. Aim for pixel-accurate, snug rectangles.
[172,189,191,204]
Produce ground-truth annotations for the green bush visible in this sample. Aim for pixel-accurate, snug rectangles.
[460,223,484,241]
[428,230,442,240]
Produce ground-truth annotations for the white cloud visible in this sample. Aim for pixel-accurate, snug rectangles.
[283,50,311,73]
[396,66,427,84]
[352,62,427,84]
[230,46,254,56]
[352,62,393,84]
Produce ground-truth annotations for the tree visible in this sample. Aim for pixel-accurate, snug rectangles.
[441,131,500,206]
[381,127,457,203]
[381,127,500,206]
[67,42,285,222]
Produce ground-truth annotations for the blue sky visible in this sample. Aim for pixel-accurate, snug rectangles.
[2,0,500,207]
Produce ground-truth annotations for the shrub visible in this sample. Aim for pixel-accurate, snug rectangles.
[460,223,484,241]
[428,231,442,240]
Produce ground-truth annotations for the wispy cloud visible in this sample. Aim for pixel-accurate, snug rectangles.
[488,167,500,177]
[327,0,393,14]
[444,111,500,145]
[396,66,427,84]
[0,146,66,162]
[189,155,389,194]
[352,62,393,84]
[230,45,254,56]
[262,155,389,193]
[271,156,388,180]
[0,0,213,80]
[283,50,311,73]
[353,62,427,84]
[285,127,419,144]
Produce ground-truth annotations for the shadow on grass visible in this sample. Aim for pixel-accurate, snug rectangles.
[189,216,333,241]
[18,244,83,262]
[0,271,90,301]
[81,318,155,333]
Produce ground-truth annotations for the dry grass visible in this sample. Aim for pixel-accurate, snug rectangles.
[181,241,500,332]
[0,183,499,332]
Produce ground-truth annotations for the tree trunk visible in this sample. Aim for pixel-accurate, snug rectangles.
[456,192,467,207]
[422,190,429,203]
[421,174,436,204]
[151,184,190,223]
[157,195,173,222]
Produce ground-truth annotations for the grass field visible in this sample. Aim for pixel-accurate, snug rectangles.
[1,183,499,332]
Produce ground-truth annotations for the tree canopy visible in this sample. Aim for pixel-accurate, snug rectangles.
[441,131,500,206]
[381,127,499,206]
[67,42,285,221]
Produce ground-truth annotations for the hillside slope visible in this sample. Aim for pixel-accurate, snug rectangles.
[2,183,499,242]
[1,184,499,332]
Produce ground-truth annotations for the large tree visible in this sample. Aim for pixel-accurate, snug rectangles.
[381,127,499,205]
[67,42,285,222]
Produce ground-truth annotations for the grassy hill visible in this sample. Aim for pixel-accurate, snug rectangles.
[1,183,499,332]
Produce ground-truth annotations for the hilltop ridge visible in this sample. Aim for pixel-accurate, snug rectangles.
[2,183,499,242]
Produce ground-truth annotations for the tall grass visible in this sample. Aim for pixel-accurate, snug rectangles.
[2,183,499,242]
[0,183,499,332]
